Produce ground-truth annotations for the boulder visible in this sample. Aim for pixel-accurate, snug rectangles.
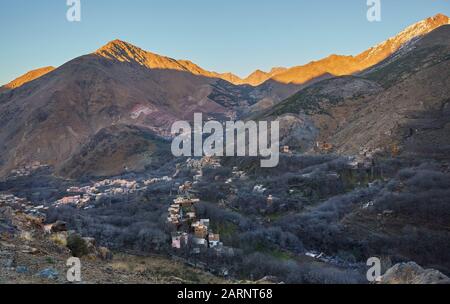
[97,247,113,261]
[379,262,450,284]
[256,276,279,284]
[51,221,67,233]
[82,237,97,255]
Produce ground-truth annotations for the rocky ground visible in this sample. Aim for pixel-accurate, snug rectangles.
[0,202,228,284]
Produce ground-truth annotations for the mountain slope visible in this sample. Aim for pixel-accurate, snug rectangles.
[0,41,299,177]
[356,13,450,68]
[268,14,450,85]
[59,124,172,178]
[0,51,229,177]
[265,25,450,159]
[0,66,55,93]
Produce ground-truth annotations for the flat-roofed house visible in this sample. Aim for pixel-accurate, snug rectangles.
[193,223,208,239]
[208,233,221,248]
[171,232,189,249]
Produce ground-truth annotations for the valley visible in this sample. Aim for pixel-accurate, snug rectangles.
[1,14,450,284]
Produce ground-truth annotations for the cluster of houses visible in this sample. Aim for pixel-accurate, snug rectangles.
[54,176,173,209]
[0,193,27,205]
[169,157,238,258]
[186,156,221,171]
[186,156,224,184]
[143,176,173,185]
[0,193,48,217]
[168,195,224,254]
[54,195,92,209]
[167,196,200,226]
[9,162,49,178]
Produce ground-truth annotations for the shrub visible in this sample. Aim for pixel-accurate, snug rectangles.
[67,234,89,257]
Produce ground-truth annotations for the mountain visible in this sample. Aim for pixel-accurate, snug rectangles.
[267,14,450,85]
[0,40,298,178]
[96,39,243,84]
[0,15,448,178]
[241,67,288,86]
[263,24,450,159]
[96,41,287,86]
[0,51,221,177]
[217,14,449,86]
[355,13,450,68]
[0,66,55,93]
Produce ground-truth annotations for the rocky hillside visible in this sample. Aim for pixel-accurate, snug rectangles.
[0,40,302,178]
[262,25,450,160]
[379,262,450,284]
[0,200,227,284]
[58,124,173,179]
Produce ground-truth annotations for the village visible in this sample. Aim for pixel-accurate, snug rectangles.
[53,176,173,209]
[167,157,234,258]
[0,193,49,218]
[1,149,388,278]
[0,144,420,284]
[9,162,50,178]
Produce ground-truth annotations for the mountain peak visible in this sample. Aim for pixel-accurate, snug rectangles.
[355,13,450,68]
[428,13,449,23]
[97,39,139,53]
[1,66,55,91]
[95,39,245,85]
[401,13,449,36]
[95,39,153,62]
[248,69,267,76]
[96,39,194,72]
[242,68,287,86]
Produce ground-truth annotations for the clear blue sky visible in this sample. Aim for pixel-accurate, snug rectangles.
[0,0,449,84]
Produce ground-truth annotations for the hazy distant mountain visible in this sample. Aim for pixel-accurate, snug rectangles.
[0,66,55,93]
[240,68,288,86]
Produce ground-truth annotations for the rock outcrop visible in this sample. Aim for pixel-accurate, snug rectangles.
[379,262,450,284]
